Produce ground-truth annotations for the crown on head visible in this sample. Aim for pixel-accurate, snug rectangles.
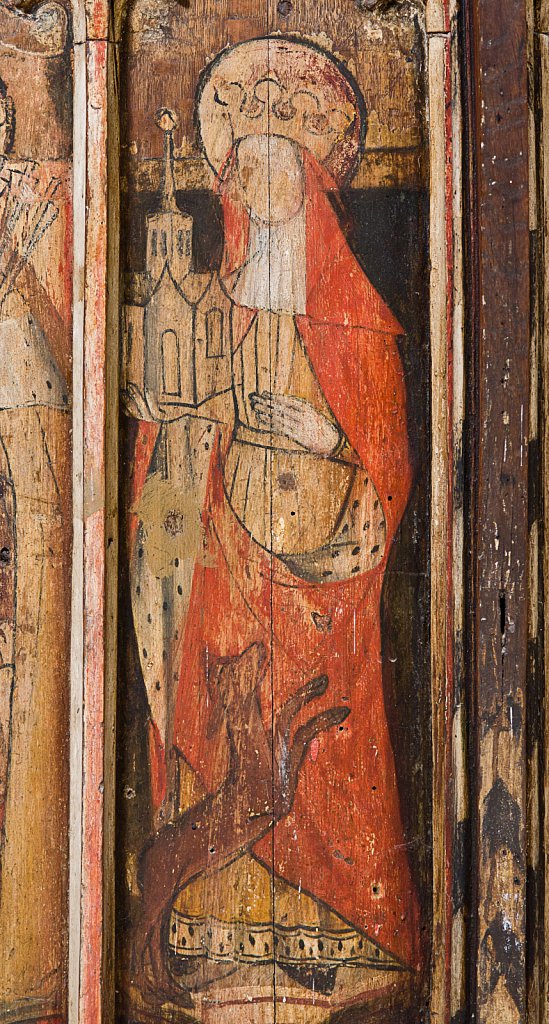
[212,74,356,141]
[198,37,365,186]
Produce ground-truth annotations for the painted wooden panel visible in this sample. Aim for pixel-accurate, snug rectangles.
[0,3,536,1023]
[0,3,73,1021]
[115,5,443,1022]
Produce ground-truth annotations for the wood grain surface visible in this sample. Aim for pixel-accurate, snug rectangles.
[0,4,541,1024]
[0,3,73,1021]
[464,1,531,1022]
[114,5,447,1023]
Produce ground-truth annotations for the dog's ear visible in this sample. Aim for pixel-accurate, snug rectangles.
[237,641,267,680]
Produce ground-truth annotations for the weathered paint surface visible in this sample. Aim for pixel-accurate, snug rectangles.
[0,2,73,1021]
[0,5,539,1024]
[114,5,447,1023]
[465,1,531,1022]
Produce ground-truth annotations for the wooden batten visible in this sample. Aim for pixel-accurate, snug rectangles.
[426,0,450,35]
[526,5,542,1022]
[449,13,467,1022]
[68,7,87,1024]
[68,4,119,1024]
[428,25,454,1023]
[539,27,549,1024]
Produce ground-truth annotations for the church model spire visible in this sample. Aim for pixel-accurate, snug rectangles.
[122,105,232,417]
[145,108,192,284]
[156,107,179,214]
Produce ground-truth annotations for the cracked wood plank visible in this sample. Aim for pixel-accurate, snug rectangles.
[468,1,530,1021]
[70,7,120,1024]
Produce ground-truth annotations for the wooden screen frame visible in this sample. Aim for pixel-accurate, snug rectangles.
[62,0,540,1021]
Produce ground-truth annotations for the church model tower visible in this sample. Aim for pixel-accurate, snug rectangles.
[122,108,232,415]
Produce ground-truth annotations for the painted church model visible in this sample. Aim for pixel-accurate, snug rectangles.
[122,108,232,414]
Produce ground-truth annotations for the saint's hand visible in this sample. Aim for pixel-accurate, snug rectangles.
[250,391,341,456]
[121,383,188,423]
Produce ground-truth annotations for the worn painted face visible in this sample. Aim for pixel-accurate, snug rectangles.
[234,134,305,224]
[197,37,364,188]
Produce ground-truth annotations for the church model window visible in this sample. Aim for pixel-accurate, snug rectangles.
[205,308,224,358]
[160,328,182,396]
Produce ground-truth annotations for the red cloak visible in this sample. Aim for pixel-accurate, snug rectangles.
[131,149,421,971]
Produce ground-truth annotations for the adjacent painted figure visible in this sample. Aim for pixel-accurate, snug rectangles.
[0,43,72,1022]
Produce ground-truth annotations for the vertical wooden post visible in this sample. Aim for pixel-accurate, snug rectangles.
[537,7,549,1023]
[449,3,468,1020]
[428,22,452,1023]
[466,1,531,1021]
[428,3,467,1020]
[69,3,119,1022]
[526,5,542,1023]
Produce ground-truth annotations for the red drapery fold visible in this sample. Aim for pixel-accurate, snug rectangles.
[130,148,421,970]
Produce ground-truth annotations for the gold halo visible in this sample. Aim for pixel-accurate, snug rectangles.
[196,36,366,187]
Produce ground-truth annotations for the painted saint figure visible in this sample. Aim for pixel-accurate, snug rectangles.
[124,36,421,1019]
[0,72,71,1019]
